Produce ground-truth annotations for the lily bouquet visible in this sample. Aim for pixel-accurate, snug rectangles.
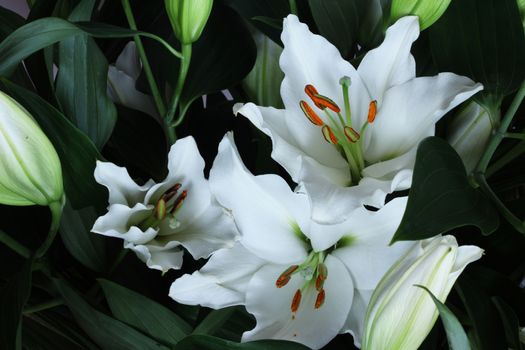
[0,0,523,349]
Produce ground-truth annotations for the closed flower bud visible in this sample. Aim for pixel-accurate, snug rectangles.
[165,0,213,44]
[362,235,483,350]
[518,0,525,28]
[390,0,451,30]
[447,101,494,174]
[0,91,63,206]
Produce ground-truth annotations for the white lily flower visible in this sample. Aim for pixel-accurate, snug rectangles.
[235,15,483,224]
[169,133,414,349]
[92,136,238,272]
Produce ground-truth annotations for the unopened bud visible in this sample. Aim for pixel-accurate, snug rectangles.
[391,0,452,30]
[165,0,214,44]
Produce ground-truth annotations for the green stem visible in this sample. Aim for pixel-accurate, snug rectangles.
[504,132,525,140]
[121,0,166,116]
[288,0,298,15]
[486,141,525,177]
[474,173,525,234]
[475,81,525,174]
[165,43,193,141]
[108,249,129,276]
[34,199,64,259]
[0,230,31,259]
[23,298,63,314]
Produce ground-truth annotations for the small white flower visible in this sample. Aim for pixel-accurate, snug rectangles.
[236,15,483,224]
[92,136,238,272]
[169,133,414,349]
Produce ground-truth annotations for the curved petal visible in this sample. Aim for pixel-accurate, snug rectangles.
[169,243,266,308]
[365,73,483,163]
[357,16,419,104]
[127,241,184,272]
[157,201,239,260]
[94,161,151,206]
[210,134,308,264]
[341,288,374,348]
[91,203,158,244]
[243,255,354,349]
[145,136,211,225]
[235,103,349,185]
[332,197,414,290]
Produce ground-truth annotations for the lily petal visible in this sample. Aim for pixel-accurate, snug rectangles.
[341,288,374,348]
[243,255,354,350]
[169,242,266,308]
[210,133,308,264]
[357,16,419,105]
[365,73,483,163]
[127,241,184,272]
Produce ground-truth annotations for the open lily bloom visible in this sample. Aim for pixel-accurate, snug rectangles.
[235,15,483,224]
[92,136,238,272]
[169,134,414,349]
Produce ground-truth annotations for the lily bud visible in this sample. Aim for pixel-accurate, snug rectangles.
[390,0,451,30]
[518,0,525,27]
[165,0,213,44]
[447,101,494,174]
[362,235,483,350]
[0,91,63,206]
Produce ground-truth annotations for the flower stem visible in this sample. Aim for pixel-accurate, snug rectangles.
[165,43,193,142]
[475,81,525,174]
[34,199,64,259]
[108,249,129,276]
[288,0,298,15]
[0,230,31,259]
[121,0,166,117]
[23,298,63,314]
[486,140,525,177]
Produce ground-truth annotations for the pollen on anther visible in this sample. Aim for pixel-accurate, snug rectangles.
[163,183,182,202]
[322,125,338,145]
[172,190,188,214]
[315,289,326,309]
[368,100,377,123]
[291,289,302,313]
[299,101,324,126]
[344,126,360,143]
[314,94,341,113]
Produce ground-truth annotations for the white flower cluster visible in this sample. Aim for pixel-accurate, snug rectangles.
[93,15,483,350]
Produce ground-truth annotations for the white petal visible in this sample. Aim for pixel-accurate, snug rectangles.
[169,243,266,308]
[157,202,238,260]
[365,73,483,163]
[243,255,354,349]
[94,161,151,206]
[341,288,374,348]
[357,16,419,104]
[235,103,350,185]
[279,15,370,169]
[91,203,158,244]
[210,133,308,264]
[127,241,184,272]
[332,197,414,290]
[145,136,211,225]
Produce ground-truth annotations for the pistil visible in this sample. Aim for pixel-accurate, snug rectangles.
[138,183,188,231]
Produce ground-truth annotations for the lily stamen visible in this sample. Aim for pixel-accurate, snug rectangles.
[291,289,302,313]
[315,288,325,309]
[299,100,324,126]
[368,100,377,123]
[322,125,338,145]
[276,265,299,288]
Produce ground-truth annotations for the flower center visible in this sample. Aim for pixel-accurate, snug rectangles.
[275,251,328,316]
[299,77,377,185]
[139,183,188,231]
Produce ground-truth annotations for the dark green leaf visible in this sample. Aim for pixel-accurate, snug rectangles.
[416,285,471,350]
[492,297,523,350]
[54,279,169,350]
[99,279,191,346]
[0,259,32,350]
[0,6,24,40]
[429,0,525,108]
[193,307,236,336]
[456,274,507,350]
[173,334,311,350]
[55,0,117,149]
[308,0,364,58]
[391,137,499,242]
[60,201,108,272]
[0,79,105,209]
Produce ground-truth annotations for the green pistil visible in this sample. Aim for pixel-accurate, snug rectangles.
[339,76,352,126]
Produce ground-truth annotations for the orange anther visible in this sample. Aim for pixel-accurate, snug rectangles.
[163,183,182,202]
[322,125,338,145]
[313,94,341,113]
[368,100,377,123]
[315,289,325,309]
[171,190,188,214]
[305,84,319,99]
[291,289,302,313]
[299,101,324,126]
[276,265,299,288]
[344,126,360,143]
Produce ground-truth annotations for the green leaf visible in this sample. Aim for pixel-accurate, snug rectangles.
[0,79,105,209]
[55,0,117,149]
[0,6,24,40]
[54,279,169,350]
[308,0,365,58]
[193,307,236,336]
[60,201,108,272]
[0,259,32,350]
[99,279,191,346]
[416,285,471,350]
[391,137,499,242]
[173,334,311,350]
[429,0,525,108]
[492,297,523,350]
